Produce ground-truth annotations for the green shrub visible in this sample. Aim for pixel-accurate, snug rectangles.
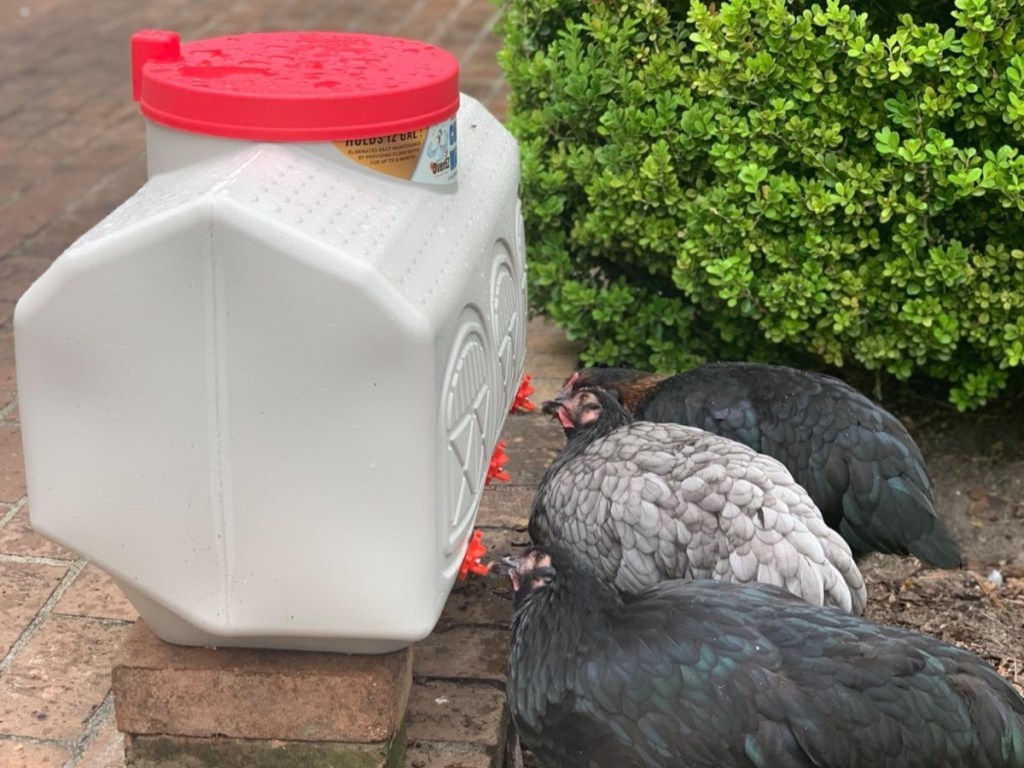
[499,0,1024,409]
[817,0,960,35]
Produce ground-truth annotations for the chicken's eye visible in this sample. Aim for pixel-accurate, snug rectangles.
[529,566,557,590]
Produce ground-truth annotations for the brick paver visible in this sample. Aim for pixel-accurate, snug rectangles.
[53,567,139,623]
[0,562,69,658]
[0,506,73,561]
[0,615,129,741]
[405,680,508,747]
[0,1,585,767]
[0,425,27,502]
[71,714,124,768]
[0,739,71,768]
[113,625,413,743]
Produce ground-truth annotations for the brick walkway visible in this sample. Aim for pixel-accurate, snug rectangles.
[0,2,581,766]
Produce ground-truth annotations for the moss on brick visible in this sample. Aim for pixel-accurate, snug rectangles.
[126,727,405,768]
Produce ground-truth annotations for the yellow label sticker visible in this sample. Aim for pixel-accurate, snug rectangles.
[334,116,457,185]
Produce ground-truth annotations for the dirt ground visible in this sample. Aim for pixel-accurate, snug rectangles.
[860,390,1024,697]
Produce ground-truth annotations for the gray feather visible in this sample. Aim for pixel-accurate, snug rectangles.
[533,417,866,614]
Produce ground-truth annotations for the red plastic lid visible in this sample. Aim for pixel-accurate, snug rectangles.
[131,29,460,141]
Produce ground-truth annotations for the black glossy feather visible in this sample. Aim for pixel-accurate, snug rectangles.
[570,363,961,567]
[506,547,1024,768]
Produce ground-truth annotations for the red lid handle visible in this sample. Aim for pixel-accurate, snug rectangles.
[132,30,182,102]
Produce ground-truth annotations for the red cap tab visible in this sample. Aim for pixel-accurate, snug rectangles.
[131,30,182,102]
[131,30,460,142]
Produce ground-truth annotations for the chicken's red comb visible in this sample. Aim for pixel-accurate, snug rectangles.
[486,440,511,485]
[458,529,490,580]
[510,374,536,413]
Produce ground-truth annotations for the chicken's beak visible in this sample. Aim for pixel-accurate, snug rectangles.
[542,388,578,433]
[540,395,566,416]
[497,555,522,591]
[542,395,573,432]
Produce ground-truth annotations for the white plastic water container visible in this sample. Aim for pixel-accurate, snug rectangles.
[14,30,526,653]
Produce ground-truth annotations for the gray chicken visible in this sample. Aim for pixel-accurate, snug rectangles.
[504,545,1024,768]
[558,364,961,568]
[532,386,867,613]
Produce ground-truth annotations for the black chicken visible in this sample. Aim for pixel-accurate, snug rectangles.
[556,364,961,568]
[533,386,866,613]
[505,545,1024,768]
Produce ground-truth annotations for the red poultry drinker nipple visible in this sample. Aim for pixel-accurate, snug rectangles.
[14,29,527,654]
